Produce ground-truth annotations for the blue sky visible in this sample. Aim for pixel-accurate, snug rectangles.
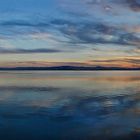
[0,0,139,68]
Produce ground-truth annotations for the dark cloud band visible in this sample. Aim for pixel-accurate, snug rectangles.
[0,48,62,54]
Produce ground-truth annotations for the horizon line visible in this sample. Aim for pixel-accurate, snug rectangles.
[0,66,139,71]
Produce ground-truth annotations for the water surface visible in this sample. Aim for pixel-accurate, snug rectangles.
[0,71,140,140]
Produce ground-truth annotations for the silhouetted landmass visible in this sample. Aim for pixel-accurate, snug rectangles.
[0,66,140,71]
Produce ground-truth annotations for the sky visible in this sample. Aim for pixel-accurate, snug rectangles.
[0,0,140,68]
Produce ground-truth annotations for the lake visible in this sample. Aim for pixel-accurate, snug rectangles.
[0,71,140,140]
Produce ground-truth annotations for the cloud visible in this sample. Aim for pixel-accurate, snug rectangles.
[127,0,140,11]
[89,57,140,68]
[0,0,139,65]
[86,0,140,12]
[0,18,140,50]
[0,15,140,54]
[50,19,75,26]
[0,19,50,39]
[0,20,49,27]
[0,48,62,54]
[90,58,140,65]
[54,20,140,46]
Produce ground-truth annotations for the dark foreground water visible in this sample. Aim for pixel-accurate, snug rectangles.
[0,71,140,140]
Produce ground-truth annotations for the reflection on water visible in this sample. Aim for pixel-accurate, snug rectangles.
[0,71,140,140]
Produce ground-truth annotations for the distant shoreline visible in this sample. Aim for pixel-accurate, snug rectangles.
[0,70,139,71]
[0,66,139,71]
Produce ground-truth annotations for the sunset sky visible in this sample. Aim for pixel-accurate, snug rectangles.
[0,0,140,68]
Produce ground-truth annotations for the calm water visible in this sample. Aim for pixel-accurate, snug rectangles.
[0,71,140,140]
